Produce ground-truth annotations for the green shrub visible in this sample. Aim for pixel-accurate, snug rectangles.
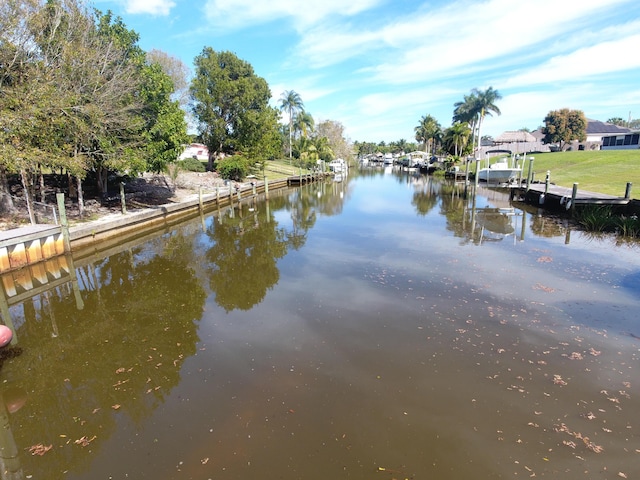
[179,157,206,172]
[216,155,249,181]
[614,215,640,237]
[573,205,615,232]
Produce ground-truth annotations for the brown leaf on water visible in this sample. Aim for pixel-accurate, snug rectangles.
[74,436,96,447]
[29,444,53,456]
[537,256,553,263]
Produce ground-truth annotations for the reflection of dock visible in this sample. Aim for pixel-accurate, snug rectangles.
[0,254,84,345]
[0,225,65,274]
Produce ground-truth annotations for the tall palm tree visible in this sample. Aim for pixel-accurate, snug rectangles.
[453,87,501,154]
[472,86,501,153]
[453,93,479,151]
[415,115,442,154]
[279,90,304,162]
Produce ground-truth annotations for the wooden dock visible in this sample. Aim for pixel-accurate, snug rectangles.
[512,183,634,211]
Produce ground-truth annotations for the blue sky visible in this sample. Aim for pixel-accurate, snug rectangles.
[94,0,640,143]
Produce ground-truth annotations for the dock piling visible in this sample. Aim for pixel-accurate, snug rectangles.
[120,182,127,214]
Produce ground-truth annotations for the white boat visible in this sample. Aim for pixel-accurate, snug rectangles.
[329,158,347,173]
[477,161,521,184]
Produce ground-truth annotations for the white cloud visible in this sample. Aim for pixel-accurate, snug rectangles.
[123,0,175,15]
[203,0,381,29]
[503,34,640,88]
[290,0,637,82]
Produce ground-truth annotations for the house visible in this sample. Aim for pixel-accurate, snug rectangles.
[531,120,632,151]
[178,143,209,161]
[579,119,631,150]
[600,131,640,150]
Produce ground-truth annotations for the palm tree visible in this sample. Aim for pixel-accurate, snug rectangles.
[279,90,304,162]
[294,111,314,139]
[453,87,501,154]
[453,93,479,151]
[415,115,442,154]
[444,121,471,157]
[472,86,501,152]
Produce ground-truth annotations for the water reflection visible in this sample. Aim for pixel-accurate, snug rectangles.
[0,170,638,479]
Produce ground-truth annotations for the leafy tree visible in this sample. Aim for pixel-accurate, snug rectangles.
[316,120,352,161]
[278,90,304,162]
[236,106,282,163]
[146,48,190,106]
[415,114,442,154]
[191,48,273,170]
[542,108,587,150]
[216,155,249,181]
[606,117,626,127]
[140,61,189,173]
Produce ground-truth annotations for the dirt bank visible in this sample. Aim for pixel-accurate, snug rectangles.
[1,171,231,231]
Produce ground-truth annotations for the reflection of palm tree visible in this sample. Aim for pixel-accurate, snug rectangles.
[279,90,304,162]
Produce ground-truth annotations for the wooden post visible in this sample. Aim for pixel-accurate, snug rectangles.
[624,182,632,199]
[56,193,70,252]
[526,157,534,191]
[474,159,480,192]
[570,183,578,213]
[544,171,550,194]
[216,187,220,206]
[198,187,203,212]
[120,182,127,214]
[252,182,256,196]
[264,176,269,200]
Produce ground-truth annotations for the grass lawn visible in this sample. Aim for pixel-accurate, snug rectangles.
[474,150,640,197]
[257,159,314,180]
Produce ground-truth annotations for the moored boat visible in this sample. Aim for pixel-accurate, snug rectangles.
[477,161,521,184]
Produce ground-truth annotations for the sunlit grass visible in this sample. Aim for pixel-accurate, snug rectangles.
[517,150,640,196]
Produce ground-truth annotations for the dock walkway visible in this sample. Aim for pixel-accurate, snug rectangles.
[513,183,634,211]
[524,184,630,205]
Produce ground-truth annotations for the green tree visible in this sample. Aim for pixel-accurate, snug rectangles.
[415,115,442,154]
[294,110,315,139]
[443,122,472,157]
[473,87,501,148]
[453,87,501,153]
[278,90,304,162]
[606,117,626,127]
[190,47,273,170]
[140,61,189,173]
[542,108,587,150]
[316,120,352,161]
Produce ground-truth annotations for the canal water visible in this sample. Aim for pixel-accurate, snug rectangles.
[1,167,639,479]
